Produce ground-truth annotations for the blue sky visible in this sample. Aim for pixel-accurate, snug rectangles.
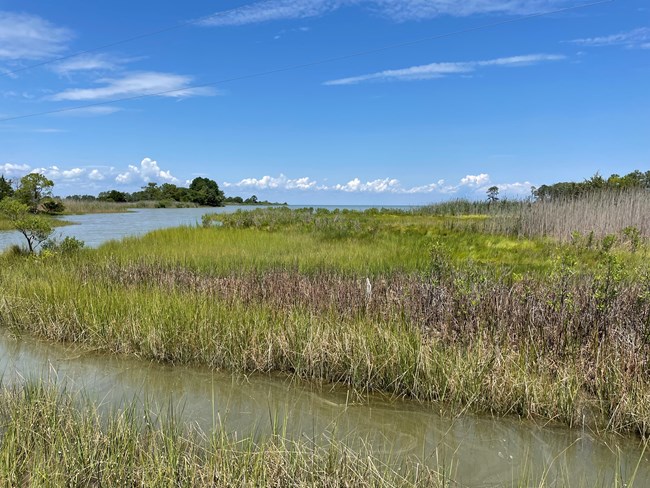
[0,0,648,204]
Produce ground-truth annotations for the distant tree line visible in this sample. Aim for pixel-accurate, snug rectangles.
[66,178,284,207]
[533,170,650,201]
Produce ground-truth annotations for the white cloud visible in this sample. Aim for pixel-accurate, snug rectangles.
[115,158,180,185]
[224,173,319,190]
[88,169,105,181]
[488,181,535,196]
[0,11,72,60]
[325,54,566,85]
[51,53,123,74]
[569,27,650,50]
[201,0,570,26]
[201,0,336,26]
[0,162,30,176]
[460,173,490,186]
[332,177,401,193]
[223,173,536,198]
[55,106,123,116]
[223,174,497,195]
[50,72,216,101]
[29,165,86,180]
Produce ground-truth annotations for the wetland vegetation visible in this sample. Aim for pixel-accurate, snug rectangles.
[2,172,650,485]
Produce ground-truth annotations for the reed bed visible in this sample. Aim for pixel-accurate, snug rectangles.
[0,382,443,487]
[518,190,650,241]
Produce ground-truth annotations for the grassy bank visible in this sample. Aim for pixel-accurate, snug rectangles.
[0,382,444,486]
[61,199,199,214]
[1,208,649,438]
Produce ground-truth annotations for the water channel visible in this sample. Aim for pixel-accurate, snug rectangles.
[1,329,647,486]
[1,207,649,485]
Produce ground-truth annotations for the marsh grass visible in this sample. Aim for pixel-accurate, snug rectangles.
[2,250,650,436]
[0,382,446,486]
[62,199,199,214]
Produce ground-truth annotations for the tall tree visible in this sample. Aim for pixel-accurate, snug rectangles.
[486,186,500,203]
[0,198,53,253]
[0,175,13,200]
[14,173,54,213]
[189,177,225,207]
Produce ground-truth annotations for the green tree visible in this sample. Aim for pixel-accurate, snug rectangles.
[486,186,499,203]
[14,173,54,213]
[98,190,128,202]
[0,198,53,253]
[189,177,224,207]
[0,175,13,200]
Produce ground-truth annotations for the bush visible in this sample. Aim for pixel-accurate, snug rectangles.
[42,236,85,255]
[40,198,66,214]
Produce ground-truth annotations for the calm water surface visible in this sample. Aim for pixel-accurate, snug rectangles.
[0,205,412,251]
[0,330,647,487]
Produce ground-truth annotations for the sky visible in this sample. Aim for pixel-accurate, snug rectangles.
[0,0,648,204]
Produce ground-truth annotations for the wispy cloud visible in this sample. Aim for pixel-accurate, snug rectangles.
[54,106,123,116]
[201,0,571,26]
[50,72,216,102]
[569,27,650,49]
[0,11,72,60]
[325,54,565,85]
[115,158,180,185]
[51,53,126,75]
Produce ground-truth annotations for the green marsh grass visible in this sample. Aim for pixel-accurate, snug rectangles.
[0,382,446,486]
[62,199,199,214]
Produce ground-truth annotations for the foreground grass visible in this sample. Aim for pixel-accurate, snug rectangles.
[0,382,446,487]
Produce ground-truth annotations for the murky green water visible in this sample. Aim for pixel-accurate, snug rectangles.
[1,329,647,486]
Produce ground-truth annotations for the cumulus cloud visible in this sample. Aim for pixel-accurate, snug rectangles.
[0,11,72,60]
[223,173,535,197]
[50,72,216,102]
[569,27,650,50]
[332,177,401,193]
[325,54,566,85]
[30,165,87,181]
[201,0,570,26]
[460,173,490,186]
[0,162,30,176]
[115,158,180,185]
[88,169,105,181]
[224,174,319,190]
